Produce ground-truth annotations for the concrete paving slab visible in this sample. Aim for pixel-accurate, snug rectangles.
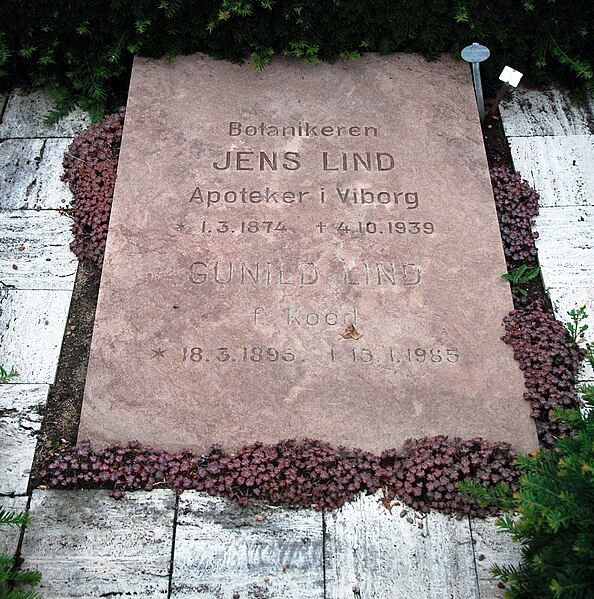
[501,88,593,137]
[0,384,47,494]
[171,492,324,598]
[535,206,594,289]
[0,138,73,210]
[0,90,90,138]
[21,490,175,598]
[0,210,77,290]
[0,289,72,384]
[508,135,594,208]
[325,492,479,598]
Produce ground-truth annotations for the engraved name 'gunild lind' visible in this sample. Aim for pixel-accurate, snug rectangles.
[188,261,421,286]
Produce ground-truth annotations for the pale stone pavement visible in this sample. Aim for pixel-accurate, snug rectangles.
[1,86,592,598]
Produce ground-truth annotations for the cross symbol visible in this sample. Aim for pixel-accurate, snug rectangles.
[151,347,167,359]
[175,223,186,231]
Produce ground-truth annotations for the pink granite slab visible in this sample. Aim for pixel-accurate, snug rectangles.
[78,53,539,454]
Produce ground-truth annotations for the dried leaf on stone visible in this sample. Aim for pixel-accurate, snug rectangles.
[340,322,362,340]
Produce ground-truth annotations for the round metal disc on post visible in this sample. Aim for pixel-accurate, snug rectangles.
[461,43,490,123]
[461,43,490,63]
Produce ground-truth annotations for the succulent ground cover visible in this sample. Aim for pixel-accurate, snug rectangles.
[50,111,588,516]
[62,108,125,265]
[503,308,585,448]
[44,436,520,516]
[491,165,540,264]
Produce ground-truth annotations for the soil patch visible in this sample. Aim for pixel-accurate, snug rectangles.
[482,113,514,170]
[482,113,551,311]
[29,260,100,490]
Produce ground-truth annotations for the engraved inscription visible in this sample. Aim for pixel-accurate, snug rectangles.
[188,260,421,286]
[188,186,420,208]
[184,119,428,370]
[147,344,462,366]
[228,121,380,138]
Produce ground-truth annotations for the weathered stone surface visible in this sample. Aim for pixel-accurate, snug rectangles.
[0,138,73,210]
[0,289,71,383]
[325,492,479,598]
[535,206,594,289]
[508,135,594,207]
[0,210,77,290]
[171,492,324,598]
[0,384,47,494]
[0,90,90,138]
[79,53,537,454]
[501,88,594,137]
[471,517,521,599]
[20,490,175,597]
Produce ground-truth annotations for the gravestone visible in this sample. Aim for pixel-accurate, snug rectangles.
[78,54,539,453]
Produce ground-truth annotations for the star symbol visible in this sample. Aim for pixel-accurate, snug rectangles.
[175,223,186,231]
[151,347,167,359]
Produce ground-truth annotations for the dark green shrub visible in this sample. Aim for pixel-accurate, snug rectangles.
[467,399,594,598]
[1,1,592,120]
[0,508,41,599]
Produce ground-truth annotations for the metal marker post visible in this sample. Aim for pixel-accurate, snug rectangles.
[486,83,510,121]
[461,43,490,123]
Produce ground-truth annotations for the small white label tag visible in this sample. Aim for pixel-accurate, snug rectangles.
[500,66,523,87]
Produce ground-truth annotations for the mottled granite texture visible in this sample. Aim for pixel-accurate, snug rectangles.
[79,54,538,453]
